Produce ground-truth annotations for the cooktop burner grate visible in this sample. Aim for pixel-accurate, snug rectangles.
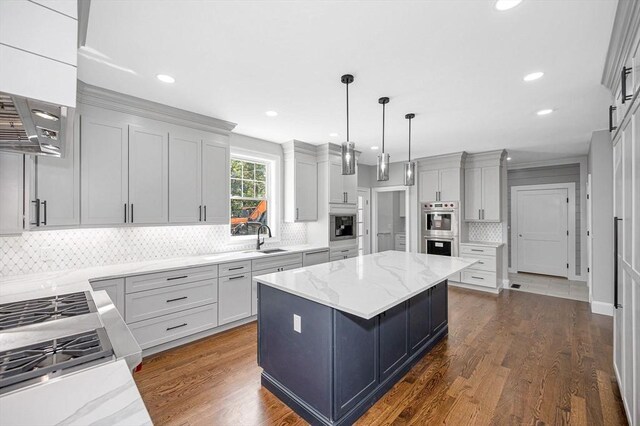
[0,292,96,330]
[0,328,113,392]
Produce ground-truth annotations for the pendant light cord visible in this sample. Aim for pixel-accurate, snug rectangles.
[346,82,350,142]
[382,102,385,153]
[408,117,411,161]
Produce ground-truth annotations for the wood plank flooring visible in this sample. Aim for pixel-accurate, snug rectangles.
[134,287,627,425]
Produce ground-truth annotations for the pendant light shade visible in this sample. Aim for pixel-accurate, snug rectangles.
[340,74,356,175]
[377,97,390,181]
[404,113,416,186]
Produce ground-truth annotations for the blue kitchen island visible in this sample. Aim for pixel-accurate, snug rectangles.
[254,251,477,425]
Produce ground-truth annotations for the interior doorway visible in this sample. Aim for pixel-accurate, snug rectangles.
[510,183,575,278]
[356,188,371,256]
[372,186,409,253]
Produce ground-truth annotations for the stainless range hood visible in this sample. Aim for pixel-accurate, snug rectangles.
[0,92,72,157]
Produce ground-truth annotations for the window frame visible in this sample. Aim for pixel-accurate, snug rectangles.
[228,148,280,243]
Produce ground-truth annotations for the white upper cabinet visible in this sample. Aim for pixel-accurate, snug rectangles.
[128,126,169,224]
[329,155,357,205]
[81,116,129,225]
[464,165,502,222]
[32,116,80,228]
[419,168,460,202]
[284,141,318,222]
[169,132,202,223]
[0,152,24,235]
[201,136,230,224]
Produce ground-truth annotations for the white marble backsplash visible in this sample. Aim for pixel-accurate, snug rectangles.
[0,223,307,277]
[468,222,502,243]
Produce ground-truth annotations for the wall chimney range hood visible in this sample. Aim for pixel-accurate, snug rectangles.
[0,92,72,157]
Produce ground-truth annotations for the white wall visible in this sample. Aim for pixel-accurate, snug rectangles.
[587,130,613,307]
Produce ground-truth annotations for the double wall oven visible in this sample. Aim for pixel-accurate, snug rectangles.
[421,201,459,257]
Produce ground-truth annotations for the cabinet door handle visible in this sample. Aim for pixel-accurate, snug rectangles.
[621,66,632,104]
[228,266,244,271]
[130,204,134,223]
[471,276,484,280]
[167,275,188,281]
[199,205,202,221]
[166,323,187,331]
[471,249,483,252]
[204,205,207,221]
[296,207,299,220]
[609,105,617,132]
[228,275,246,280]
[124,203,127,223]
[482,209,485,220]
[166,296,188,303]
[41,200,47,226]
[31,199,41,226]
[478,209,481,220]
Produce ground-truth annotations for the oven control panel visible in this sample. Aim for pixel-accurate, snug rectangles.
[423,201,458,209]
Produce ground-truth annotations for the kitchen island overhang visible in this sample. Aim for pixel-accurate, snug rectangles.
[254,251,477,425]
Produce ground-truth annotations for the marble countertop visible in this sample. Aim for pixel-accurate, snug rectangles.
[460,241,504,248]
[0,244,328,304]
[0,360,152,426]
[254,251,478,319]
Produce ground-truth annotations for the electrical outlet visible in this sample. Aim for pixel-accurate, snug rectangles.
[293,314,301,333]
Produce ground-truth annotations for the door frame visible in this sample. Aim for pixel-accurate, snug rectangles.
[510,182,578,280]
[357,187,371,255]
[371,185,410,253]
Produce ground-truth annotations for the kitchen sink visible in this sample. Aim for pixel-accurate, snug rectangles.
[260,248,288,254]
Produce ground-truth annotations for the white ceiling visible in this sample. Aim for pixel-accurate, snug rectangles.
[80,0,617,165]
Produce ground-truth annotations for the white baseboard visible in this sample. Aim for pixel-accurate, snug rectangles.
[449,281,501,294]
[591,301,613,316]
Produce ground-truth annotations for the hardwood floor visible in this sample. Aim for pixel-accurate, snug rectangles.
[134,287,627,425]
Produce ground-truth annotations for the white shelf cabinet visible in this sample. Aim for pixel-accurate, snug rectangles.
[201,136,230,224]
[329,156,357,205]
[0,152,24,235]
[419,168,460,202]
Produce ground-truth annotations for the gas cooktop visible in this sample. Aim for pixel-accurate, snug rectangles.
[0,328,114,394]
[0,292,96,330]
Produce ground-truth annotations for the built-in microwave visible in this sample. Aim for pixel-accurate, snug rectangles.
[329,214,357,241]
[422,201,459,237]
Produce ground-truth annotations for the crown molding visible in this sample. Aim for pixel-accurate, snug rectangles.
[601,0,640,91]
[415,151,466,169]
[77,80,237,134]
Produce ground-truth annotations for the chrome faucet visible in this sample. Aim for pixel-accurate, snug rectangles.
[256,224,272,250]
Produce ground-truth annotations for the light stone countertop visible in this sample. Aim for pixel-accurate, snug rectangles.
[254,251,478,319]
[0,360,152,426]
[0,244,328,304]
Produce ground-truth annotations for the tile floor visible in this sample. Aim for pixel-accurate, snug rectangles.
[508,272,589,302]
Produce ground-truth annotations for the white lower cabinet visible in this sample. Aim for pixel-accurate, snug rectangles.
[129,304,218,350]
[218,273,252,325]
[329,246,359,261]
[457,243,503,291]
[303,249,330,266]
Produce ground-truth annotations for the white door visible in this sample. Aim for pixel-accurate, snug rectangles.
[376,192,394,252]
[169,132,202,223]
[481,166,501,221]
[516,188,568,277]
[128,125,168,224]
[438,168,460,201]
[80,117,128,225]
[357,189,371,255]
[295,157,317,220]
[201,136,229,224]
[419,169,439,202]
[464,167,482,220]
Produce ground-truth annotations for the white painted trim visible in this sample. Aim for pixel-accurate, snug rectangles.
[507,156,586,170]
[448,281,501,294]
[510,182,579,280]
[591,301,614,317]
[357,187,372,255]
[371,185,410,253]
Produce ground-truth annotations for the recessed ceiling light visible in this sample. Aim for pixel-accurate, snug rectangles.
[329,133,339,137]
[507,157,512,161]
[156,74,175,83]
[370,146,379,151]
[495,0,522,11]
[523,71,544,82]
[537,109,553,116]
[265,111,278,117]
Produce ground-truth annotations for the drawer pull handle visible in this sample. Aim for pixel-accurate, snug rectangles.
[228,266,244,271]
[167,275,188,281]
[166,323,188,331]
[471,276,484,280]
[166,296,188,303]
[471,249,483,252]
[228,275,246,280]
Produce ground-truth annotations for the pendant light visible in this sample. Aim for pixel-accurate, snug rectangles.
[377,97,390,181]
[340,74,356,175]
[404,113,416,186]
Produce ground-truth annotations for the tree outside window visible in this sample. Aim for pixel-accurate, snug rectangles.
[230,159,268,236]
